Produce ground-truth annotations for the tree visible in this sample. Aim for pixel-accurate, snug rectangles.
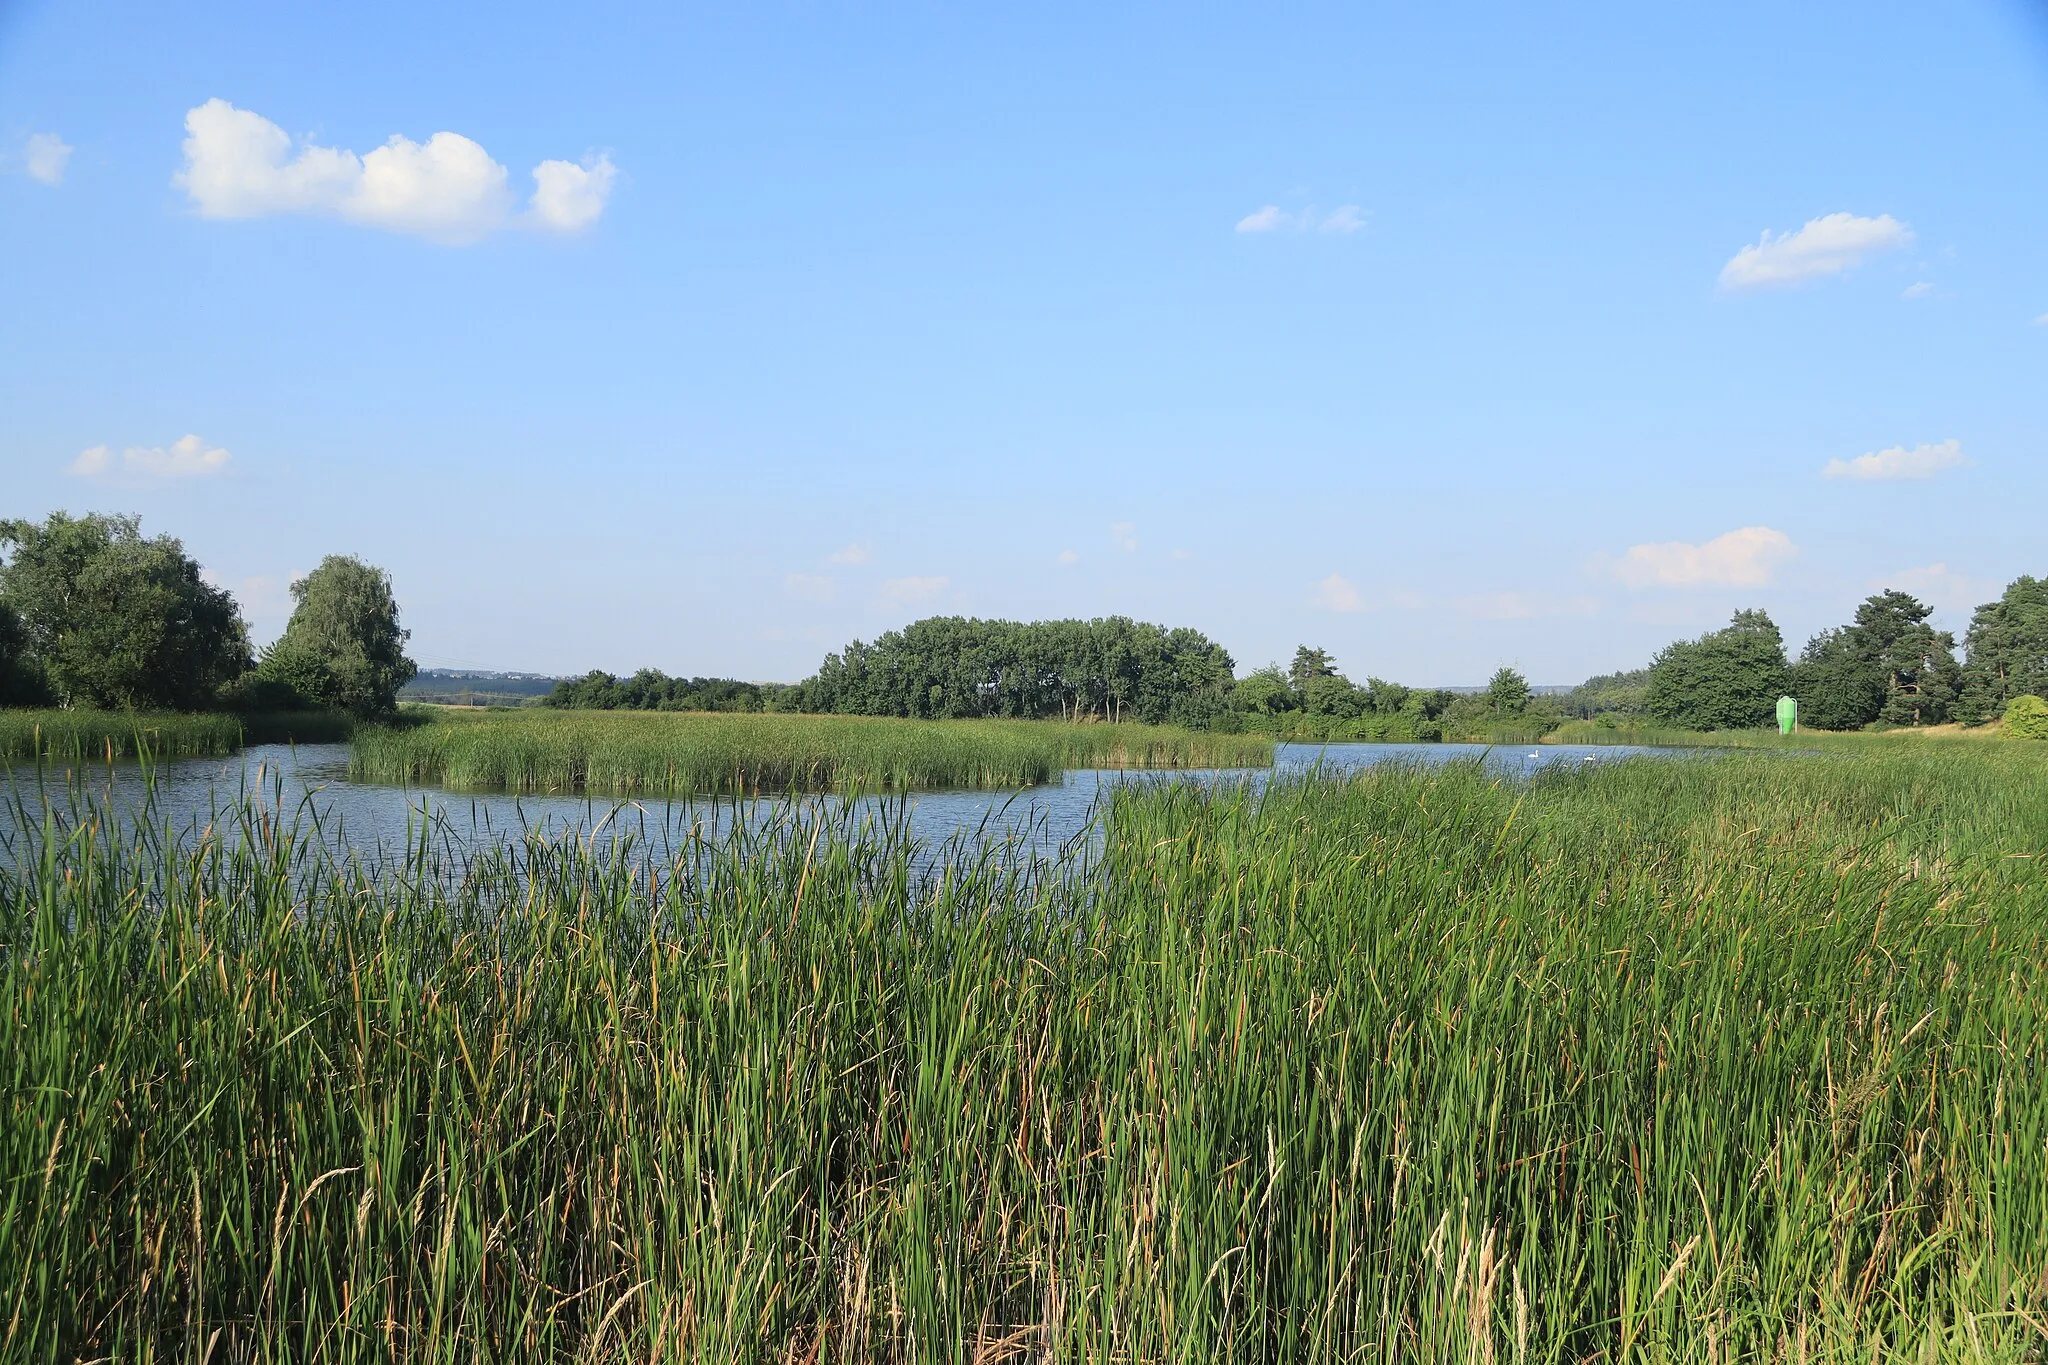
[0,600,51,705]
[1566,669,1648,719]
[1486,666,1530,716]
[1790,591,1957,729]
[1956,576,2048,724]
[0,512,249,709]
[258,556,416,719]
[1288,646,1337,698]
[1645,609,1789,730]
[1232,665,1295,716]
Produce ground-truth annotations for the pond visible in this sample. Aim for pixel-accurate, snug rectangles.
[3,739,1687,865]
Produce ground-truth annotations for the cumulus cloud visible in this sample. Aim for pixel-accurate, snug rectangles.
[174,99,614,243]
[529,155,617,232]
[1822,439,1968,481]
[1236,204,1367,234]
[1613,526,1796,588]
[784,573,835,602]
[1109,521,1138,552]
[827,543,871,566]
[23,132,72,185]
[1718,213,1912,290]
[69,434,231,480]
[882,575,949,603]
[1056,549,1080,566]
[1315,573,1363,613]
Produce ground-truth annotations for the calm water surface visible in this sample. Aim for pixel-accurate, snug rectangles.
[5,740,1686,865]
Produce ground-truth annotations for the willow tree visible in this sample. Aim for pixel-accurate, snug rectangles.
[259,556,416,719]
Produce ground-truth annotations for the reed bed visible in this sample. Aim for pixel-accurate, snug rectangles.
[350,708,1274,795]
[0,707,355,765]
[0,707,247,762]
[4,744,2045,1361]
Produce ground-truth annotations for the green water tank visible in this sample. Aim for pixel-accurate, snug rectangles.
[1776,695,1797,735]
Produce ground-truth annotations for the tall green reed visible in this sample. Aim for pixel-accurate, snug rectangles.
[349,709,1274,796]
[3,744,2043,1361]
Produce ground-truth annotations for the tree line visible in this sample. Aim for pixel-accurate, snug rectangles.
[0,512,416,720]
[1589,575,2048,732]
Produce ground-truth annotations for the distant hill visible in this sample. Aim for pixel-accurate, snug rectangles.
[401,669,563,706]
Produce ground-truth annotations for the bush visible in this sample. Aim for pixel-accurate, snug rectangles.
[2005,694,2048,740]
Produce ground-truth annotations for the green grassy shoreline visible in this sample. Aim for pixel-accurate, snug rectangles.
[4,743,2044,1360]
[349,708,1276,795]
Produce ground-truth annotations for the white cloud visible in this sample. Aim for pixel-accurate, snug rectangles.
[1613,526,1796,588]
[882,575,949,603]
[529,155,617,233]
[1718,212,1913,290]
[174,99,613,243]
[2033,313,2048,327]
[1056,549,1080,566]
[827,542,871,565]
[1452,591,1600,621]
[23,132,72,185]
[1822,439,1968,481]
[1315,573,1362,613]
[1109,521,1138,552]
[1901,280,1935,299]
[1318,205,1367,234]
[1236,204,1367,234]
[1170,548,1193,561]
[783,573,835,602]
[68,434,231,480]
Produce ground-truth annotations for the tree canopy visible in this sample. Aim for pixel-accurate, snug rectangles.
[542,670,788,712]
[797,616,1235,726]
[1790,590,1958,729]
[0,512,249,709]
[257,556,416,719]
[1955,576,2048,724]
[1486,666,1530,716]
[1645,609,1789,730]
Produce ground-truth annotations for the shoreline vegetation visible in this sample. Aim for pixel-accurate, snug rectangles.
[0,706,353,764]
[8,744,2043,1358]
[349,709,1276,795]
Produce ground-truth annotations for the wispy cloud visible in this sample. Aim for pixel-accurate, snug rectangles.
[1056,549,1080,566]
[1451,591,1600,621]
[22,132,72,185]
[1822,439,1968,481]
[1236,204,1367,235]
[69,434,232,481]
[1901,280,1935,299]
[783,573,835,602]
[1879,563,1995,612]
[1315,573,1362,613]
[827,543,871,566]
[1109,521,1138,553]
[1612,526,1796,588]
[882,575,948,603]
[1718,212,1912,290]
[175,99,615,244]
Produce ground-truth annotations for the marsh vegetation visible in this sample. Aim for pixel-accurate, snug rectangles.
[6,742,2043,1360]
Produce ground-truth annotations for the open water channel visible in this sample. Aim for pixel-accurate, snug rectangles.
[4,740,1685,870]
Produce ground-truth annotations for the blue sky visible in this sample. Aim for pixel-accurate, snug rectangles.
[3,1,2044,684]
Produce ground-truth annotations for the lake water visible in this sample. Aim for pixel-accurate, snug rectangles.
[3,740,1684,866]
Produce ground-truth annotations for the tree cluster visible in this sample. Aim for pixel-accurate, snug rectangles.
[0,512,415,720]
[794,616,1236,726]
[541,670,791,712]
[1629,574,2048,732]
[1224,646,1537,740]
